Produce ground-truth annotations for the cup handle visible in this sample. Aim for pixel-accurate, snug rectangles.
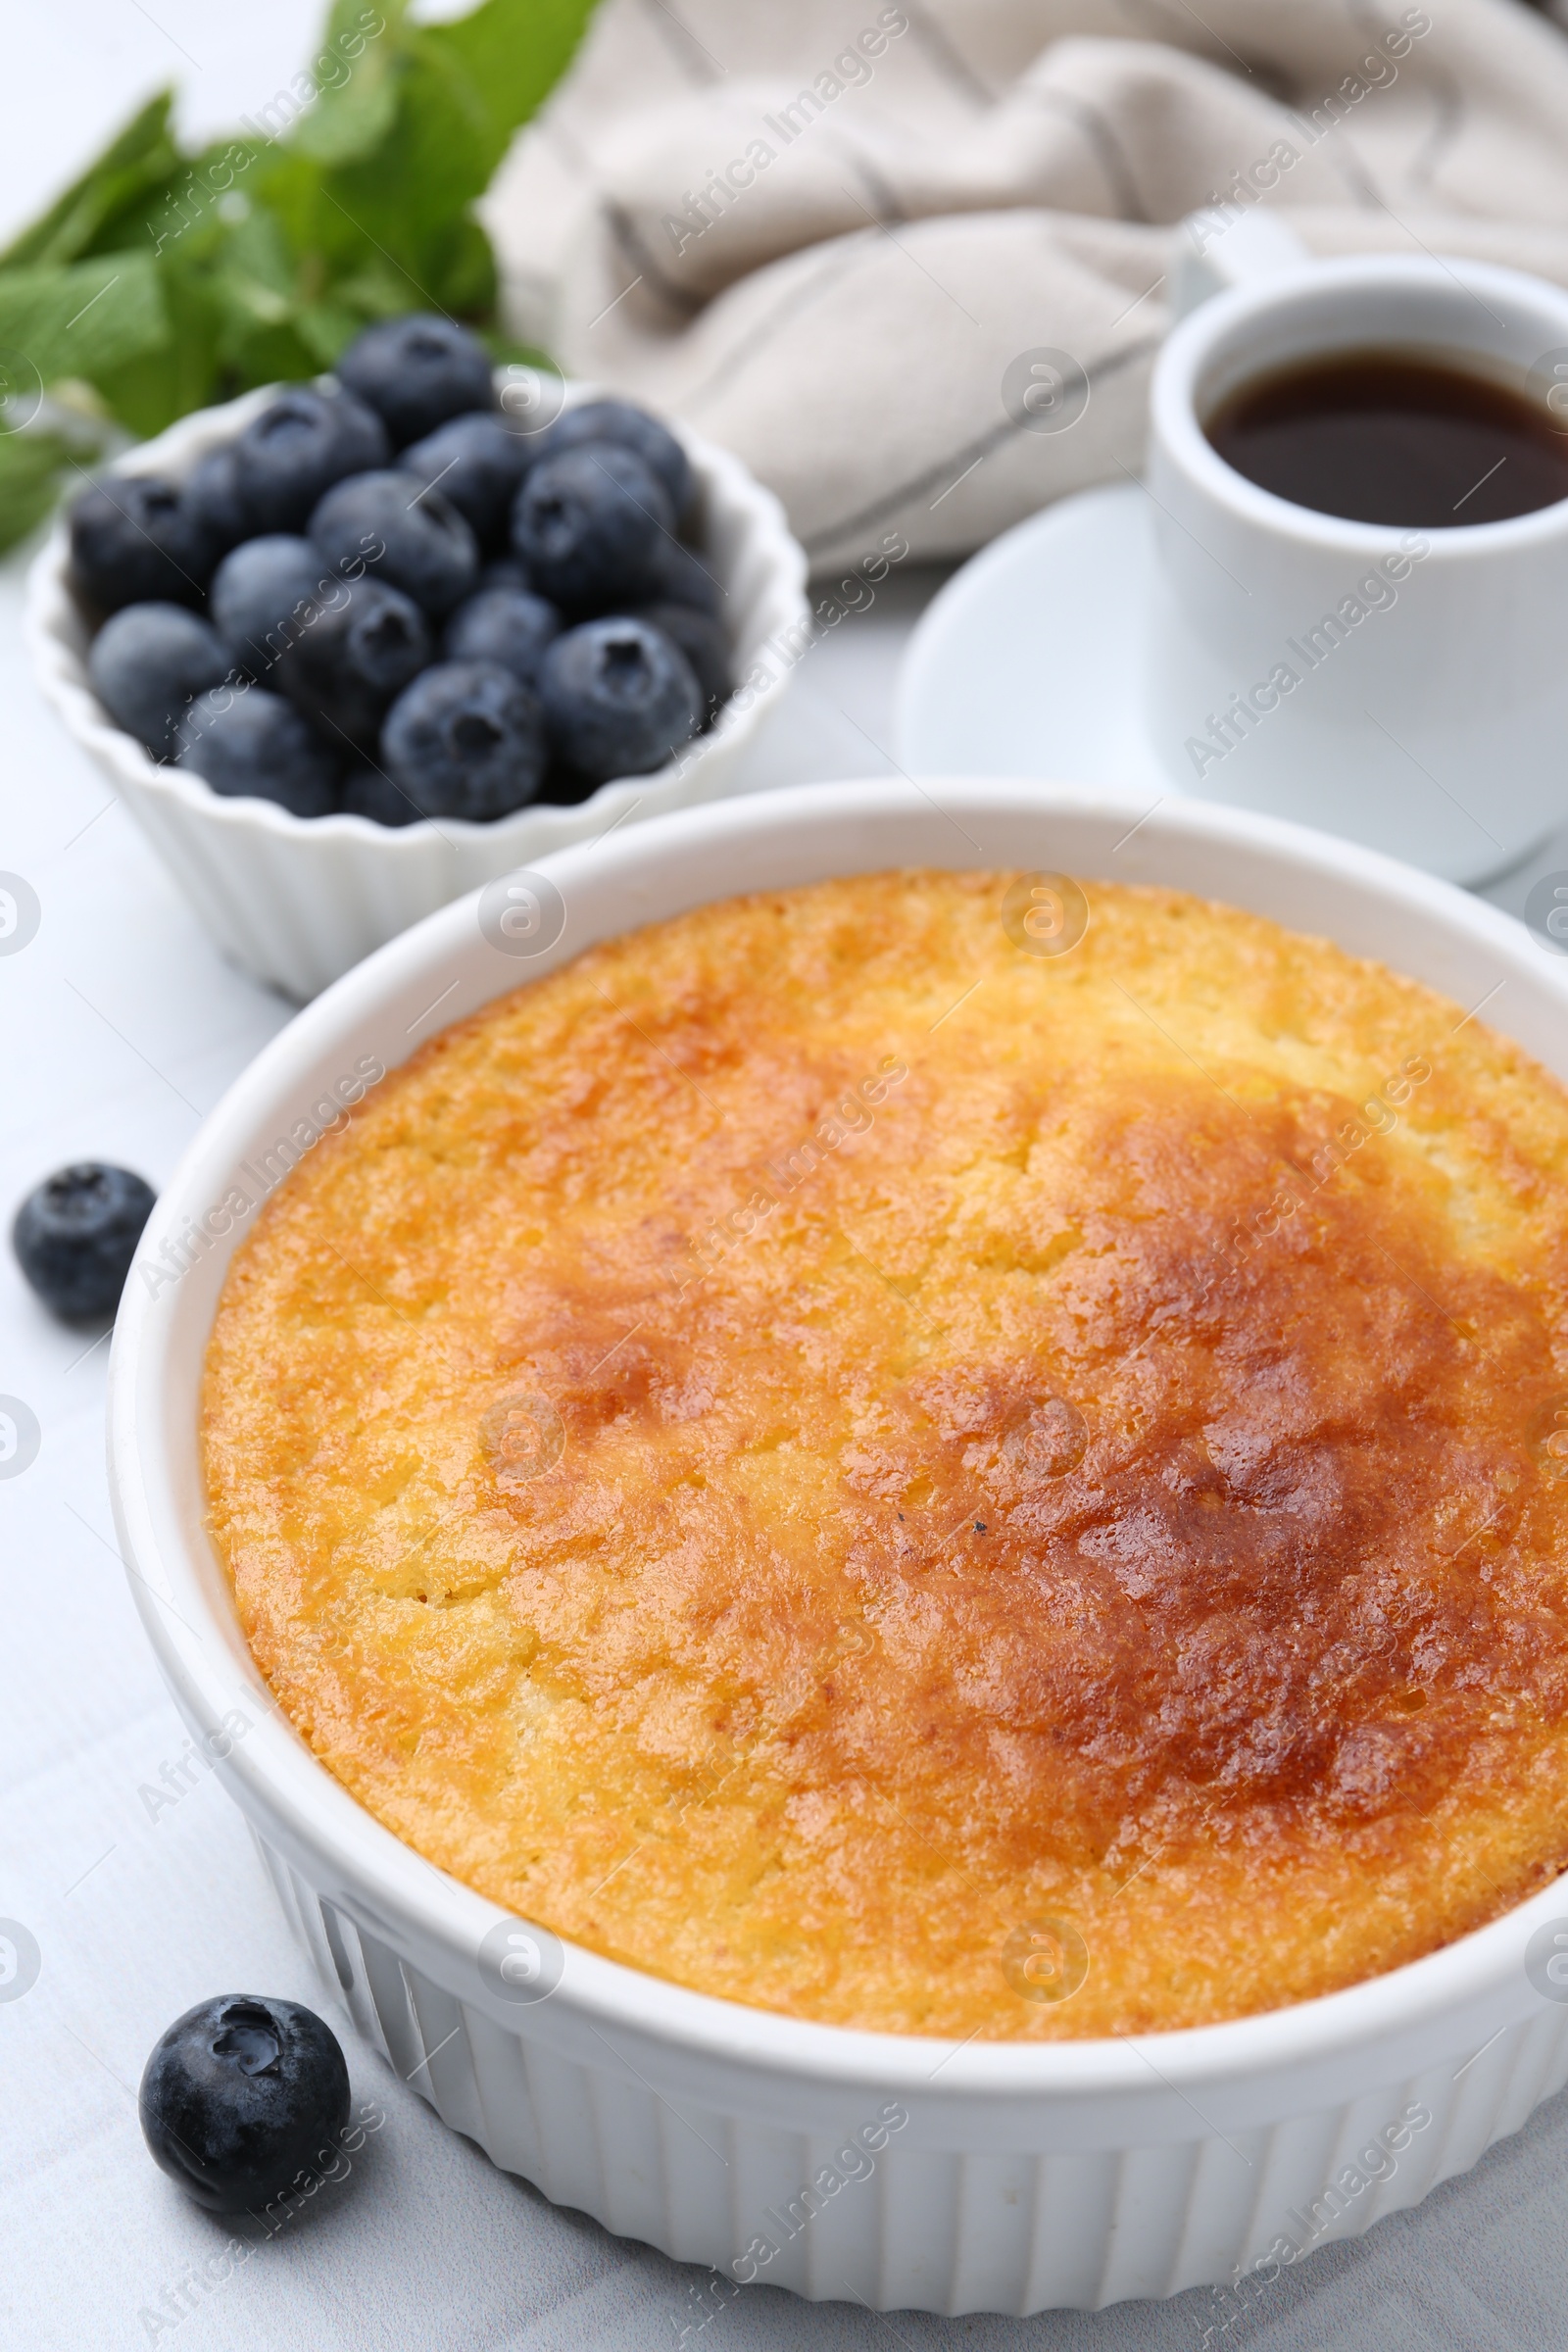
[1168,208,1312,321]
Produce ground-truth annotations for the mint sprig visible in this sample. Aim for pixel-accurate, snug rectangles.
[0,0,595,552]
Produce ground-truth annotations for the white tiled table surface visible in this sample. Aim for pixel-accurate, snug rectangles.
[12,8,1568,2343]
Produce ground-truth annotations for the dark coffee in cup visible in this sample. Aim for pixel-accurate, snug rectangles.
[1205,351,1568,527]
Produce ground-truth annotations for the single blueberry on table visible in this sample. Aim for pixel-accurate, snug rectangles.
[230,385,389,534]
[512,445,673,615]
[211,536,327,677]
[539,615,701,782]
[335,313,495,448]
[381,660,547,821]
[309,469,477,617]
[525,400,695,527]
[340,762,422,827]
[139,1994,351,2216]
[87,603,230,759]
[176,688,340,817]
[274,576,431,753]
[68,474,214,615]
[630,600,729,724]
[181,445,252,563]
[400,414,530,551]
[13,1163,157,1321]
[443,585,561,685]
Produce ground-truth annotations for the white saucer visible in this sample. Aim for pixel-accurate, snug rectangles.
[894,483,1178,794]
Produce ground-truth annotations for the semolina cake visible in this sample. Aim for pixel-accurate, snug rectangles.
[202,871,1568,2037]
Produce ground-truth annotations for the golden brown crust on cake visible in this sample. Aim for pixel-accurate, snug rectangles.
[202,873,1568,2036]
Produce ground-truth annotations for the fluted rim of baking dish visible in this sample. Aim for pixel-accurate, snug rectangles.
[107,776,1568,2108]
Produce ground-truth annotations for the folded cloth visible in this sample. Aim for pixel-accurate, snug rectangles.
[483,0,1568,569]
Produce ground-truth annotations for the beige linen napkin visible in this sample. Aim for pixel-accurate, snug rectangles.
[482,0,1568,570]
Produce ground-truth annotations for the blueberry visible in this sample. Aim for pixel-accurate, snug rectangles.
[139,1994,351,2216]
[309,469,477,618]
[539,616,701,782]
[68,475,214,615]
[480,555,531,593]
[340,762,422,827]
[176,688,340,817]
[443,585,561,684]
[336,314,495,448]
[381,661,547,820]
[88,603,230,759]
[211,536,327,677]
[231,386,390,534]
[13,1163,156,1321]
[512,445,673,615]
[642,532,722,617]
[631,602,728,724]
[182,446,252,563]
[525,400,695,527]
[274,577,431,754]
[400,414,529,552]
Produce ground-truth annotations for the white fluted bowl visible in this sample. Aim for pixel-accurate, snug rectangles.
[108,780,1568,2313]
[25,377,808,1000]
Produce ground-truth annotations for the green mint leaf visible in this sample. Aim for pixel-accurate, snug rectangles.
[0,0,598,453]
[423,0,599,184]
[0,93,179,270]
[0,255,166,390]
[287,2,404,166]
[101,260,220,438]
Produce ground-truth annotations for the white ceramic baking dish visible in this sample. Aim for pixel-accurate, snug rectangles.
[25,378,808,1001]
[107,779,1568,2315]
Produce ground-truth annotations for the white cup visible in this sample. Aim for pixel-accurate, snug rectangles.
[1141,255,1568,884]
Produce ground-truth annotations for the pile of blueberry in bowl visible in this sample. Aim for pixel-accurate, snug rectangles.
[27,318,806,995]
[68,317,736,825]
